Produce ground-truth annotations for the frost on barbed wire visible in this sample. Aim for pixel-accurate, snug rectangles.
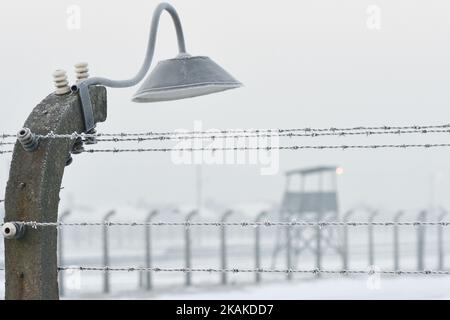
[2,123,450,140]
[3,143,450,155]
[3,220,449,227]
[55,266,450,275]
[1,122,450,155]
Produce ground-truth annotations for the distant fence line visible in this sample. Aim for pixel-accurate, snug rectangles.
[7,208,441,296]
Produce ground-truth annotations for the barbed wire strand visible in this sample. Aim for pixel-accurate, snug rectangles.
[5,221,449,228]
[5,128,450,142]
[4,143,450,156]
[3,142,450,155]
[56,266,450,275]
[81,128,450,142]
[2,123,450,140]
[74,143,450,153]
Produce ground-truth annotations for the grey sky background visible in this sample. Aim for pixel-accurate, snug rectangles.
[1,0,450,216]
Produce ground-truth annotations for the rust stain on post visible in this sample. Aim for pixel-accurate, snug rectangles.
[4,87,107,300]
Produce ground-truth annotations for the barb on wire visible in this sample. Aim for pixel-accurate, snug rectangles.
[5,220,450,228]
[56,266,450,275]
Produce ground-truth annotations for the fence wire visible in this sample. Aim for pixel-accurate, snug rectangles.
[2,123,450,140]
[5,143,450,155]
[4,220,450,228]
[4,128,450,143]
[93,129,450,142]
[56,266,450,275]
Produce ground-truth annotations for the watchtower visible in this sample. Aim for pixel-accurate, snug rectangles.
[272,166,342,270]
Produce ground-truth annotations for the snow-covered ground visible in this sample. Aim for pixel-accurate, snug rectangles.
[1,269,449,299]
[110,276,450,300]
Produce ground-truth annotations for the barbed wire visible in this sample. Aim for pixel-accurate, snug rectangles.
[2,123,450,140]
[3,143,450,156]
[56,266,450,275]
[5,220,449,228]
[5,128,450,143]
[75,143,450,153]
[82,128,450,142]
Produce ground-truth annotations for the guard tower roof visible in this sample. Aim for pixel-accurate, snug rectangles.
[286,166,337,176]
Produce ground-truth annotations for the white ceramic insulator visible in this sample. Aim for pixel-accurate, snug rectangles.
[75,62,89,83]
[2,222,19,239]
[53,69,70,95]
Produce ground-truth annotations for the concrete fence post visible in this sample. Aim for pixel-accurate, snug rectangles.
[220,210,233,285]
[417,211,427,270]
[58,210,71,297]
[341,210,354,270]
[437,209,448,270]
[185,210,198,287]
[145,210,158,290]
[103,210,116,294]
[368,211,379,266]
[255,211,268,283]
[393,211,404,270]
[138,268,144,289]
[3,86,107,300]
[286,219,293,281]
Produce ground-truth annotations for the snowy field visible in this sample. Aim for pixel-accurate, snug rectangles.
[1,270,450,299]
[96,277,450,300]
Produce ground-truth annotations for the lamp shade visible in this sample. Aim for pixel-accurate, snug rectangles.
[132,55,242,103]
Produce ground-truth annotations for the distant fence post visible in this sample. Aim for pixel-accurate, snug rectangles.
[286,219,293,281]
[103,210,116,294]
[145,210,158,290]
[185,210,198,287]
[393,211,404,270]
[316,218,322,277]
[138,267,144,289]
[437,209,447,270]
[3,86,107,300]
[417,211,427,270]
[58,210,71,297]
[368,211,379,266]
[220,210,233,285]
[342,210,354,270]
[255,211,268,283]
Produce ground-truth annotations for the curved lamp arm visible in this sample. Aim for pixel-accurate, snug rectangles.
[83,2,186,88]
[77,2,187,132]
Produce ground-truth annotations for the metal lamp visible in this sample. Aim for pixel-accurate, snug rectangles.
[74,2,242,132]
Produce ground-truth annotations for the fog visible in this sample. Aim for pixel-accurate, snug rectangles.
[1,0,450,214]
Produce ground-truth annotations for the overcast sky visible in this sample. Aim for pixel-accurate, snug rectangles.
[1,0,450,217]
